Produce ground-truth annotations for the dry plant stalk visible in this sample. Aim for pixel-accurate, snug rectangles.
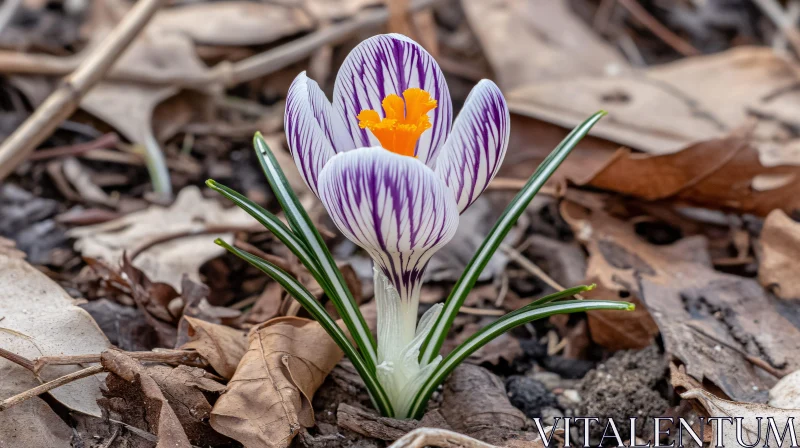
[0,0,167,181]
[32,349,206,374]
[500,243,584,298]
[0,365,105,411]
[616,0,701,57]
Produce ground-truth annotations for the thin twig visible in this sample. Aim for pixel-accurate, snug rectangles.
[753,0,800,56]
[0,347,35,372]
[0,0,167,181]
[0,365,105,411]
[500,243,584,299]
[129,224,263,260]
[617,0,701,57]
[220,0,441,87]
[27,133,119,161]
[459,306,505,317]
[33,349,206,374]
[493,273,509,307]
[687,323,786,379]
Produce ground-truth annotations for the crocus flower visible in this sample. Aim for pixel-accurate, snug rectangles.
[285,33,509,417]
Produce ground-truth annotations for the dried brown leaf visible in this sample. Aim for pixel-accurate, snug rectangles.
[759,210,800,299]
[147,364,228,445]
[462,0,627,90]
[69,186,254,290]
[577,129,800,217]
[560,202,660,351]
[682,388,800,447]
[508,47,800,155]
[769,369,800,409]
[563,204,800,402]
[210,316,344,447]
[121,256,180,347]
[244,281,284,324]
[0,245,110,416]
[180,315,248,380]
[100,350,192,448]
[0,362,72,448]
[151,2,313,46]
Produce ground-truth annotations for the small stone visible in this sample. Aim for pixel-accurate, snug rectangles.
[539,407,564,427]
[505,376,560,419]
[562,389,581,403]
[530,371,561,390]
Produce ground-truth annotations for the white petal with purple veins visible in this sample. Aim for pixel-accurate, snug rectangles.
[317,147,459,307]
[435,79,510,213]
[285,72,357,196]
[333,34,452,165]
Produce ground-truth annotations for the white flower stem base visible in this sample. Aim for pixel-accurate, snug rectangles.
[373,268,442,418]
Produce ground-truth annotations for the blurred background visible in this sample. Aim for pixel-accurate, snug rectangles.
[2,1,800,446]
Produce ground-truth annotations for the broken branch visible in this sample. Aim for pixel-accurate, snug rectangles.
[0,0,167,181]
[0,365,105,412]
[33,349,207,374]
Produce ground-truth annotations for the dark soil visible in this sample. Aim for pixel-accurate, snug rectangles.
[578,345,670,443]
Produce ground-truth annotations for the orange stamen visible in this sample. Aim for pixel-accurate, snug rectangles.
[357,88,437,157]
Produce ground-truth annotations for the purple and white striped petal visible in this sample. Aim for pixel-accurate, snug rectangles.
[317,147,459,303]
[435,80,510,213]
[285,72,355,196]
[333,34,452,165]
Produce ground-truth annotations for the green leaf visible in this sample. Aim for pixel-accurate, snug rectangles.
[419,111,608,366]
[215,238,394,417]
[526,284,595,308]
[252,133,377,369]
[205,179,319,277]
[409,299,634,419]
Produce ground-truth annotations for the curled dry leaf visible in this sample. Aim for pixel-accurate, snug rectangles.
[176,276,241,347]
[210,316,344,448]
[180,315,248,380]
[69,186,254,290]
[769,369,800,410]
[682,388,800,448]
[576,128,800,217]
[759,210,800,300]
[507,47,800,217]
[0,244,110,417]
[100,350,191,448]
[120,256,181,347]
[560,202,660,351]
[147,365,228,445]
